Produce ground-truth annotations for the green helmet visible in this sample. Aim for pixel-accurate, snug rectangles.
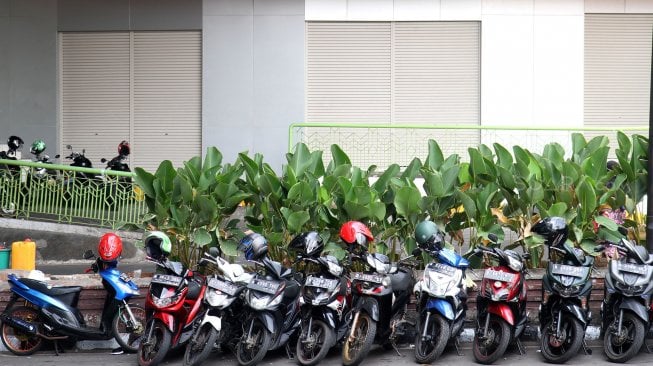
[414,220,444,251]
[144,231,172,260]
[30,139,46,155]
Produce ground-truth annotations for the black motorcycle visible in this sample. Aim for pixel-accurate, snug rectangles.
[342,249,416,366]
[291,232,352,366]
[60,144,95,182]
[533,217,596,363]
[596,232,653,362]
[236,246,302,366]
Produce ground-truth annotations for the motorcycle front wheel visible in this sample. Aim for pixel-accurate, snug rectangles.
[540,316,583,363]
[183,322,220,366]
[342,312,376,366]
[112,304,147,353]
[414,312,449,364]
[0,306,44,356]
[296,318,336,366]
[472,314,512,364]
[236,318,272,366]
[604,311,645,363]
[137,320,171,366]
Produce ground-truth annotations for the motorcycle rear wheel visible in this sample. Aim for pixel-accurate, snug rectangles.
[112,304,147,353]
[183,322,219,366]
[604,311,645,363]
[236,318,272,366]
[472,314,512,364]
[342,312,376,366]
[540,317,583,363]
[137,320,171,366]
[414,312,449,364]
[296,319,335,366]
[0,306,44,356]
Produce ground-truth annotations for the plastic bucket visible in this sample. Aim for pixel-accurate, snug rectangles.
[0,248,9,269]
[11,240,35,271]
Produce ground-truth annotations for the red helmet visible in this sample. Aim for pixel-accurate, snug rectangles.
[99,233,123,262]
[339,221,373,247]
[118,140,130,156]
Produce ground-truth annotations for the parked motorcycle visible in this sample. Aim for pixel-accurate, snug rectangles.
[412,220,469,363]
[472,233,530,364]
[340,221,416,366]
[60,144,95,181]
[291,232,352,366]
[236,233,302,366]
[100,140,131,174]
[533,217,595,363]
[0,233,146,355]
[0,135,24,214]
[182,246,254,366]
[137,231,207,366]
[29,139,57,179]
[596,229,653,363]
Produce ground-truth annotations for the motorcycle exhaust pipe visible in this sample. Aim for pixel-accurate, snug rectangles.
[0,313,38,335]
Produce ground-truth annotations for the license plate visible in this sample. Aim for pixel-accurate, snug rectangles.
[618,262,647,275]
[351,272,383,284]
[305,276,338,289]
[247,278,281,295]
[483,269,515,282]
[208,277,239,296]
[151,274,183,287]
[431,263,456,276]
[551,264,586,277]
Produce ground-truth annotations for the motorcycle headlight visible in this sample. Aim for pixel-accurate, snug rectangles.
[205,288,231,307]
[152,293,183,308]
[426,271,461,297]
[247,291,283,310]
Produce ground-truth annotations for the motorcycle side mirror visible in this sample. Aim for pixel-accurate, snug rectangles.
[101,158,107,163]
[411,248,422,257]
[617,226,628,236]
[54,154,60,158]
[488,233,499,243]
[208,246,220,257]
[66,145,72,149]
[82,149,86,154]
[83,250,95,259]
[594,244,606,252]
[522,253,531,259]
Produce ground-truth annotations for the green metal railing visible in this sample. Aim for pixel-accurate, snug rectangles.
[0,159,147,229]
[288,123,649,169]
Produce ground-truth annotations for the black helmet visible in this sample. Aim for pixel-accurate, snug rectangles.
[118,140,130,156]
[7,136,24,151]
[289,231,324,257]
[238,233,268,261]
[532,217,568,248]
[414,220,445,252]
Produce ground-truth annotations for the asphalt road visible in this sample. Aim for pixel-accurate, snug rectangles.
[2,341,653,366]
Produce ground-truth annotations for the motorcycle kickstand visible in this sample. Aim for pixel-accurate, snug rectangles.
[645,342,653,353]
[582,340,592,355]
[515,338,526,355]
[390,341,403,357]
[285,343,295,360]
[454,338,463,356]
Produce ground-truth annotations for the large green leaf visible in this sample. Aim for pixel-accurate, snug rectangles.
[576,177,597,222]
[287,181,315,204]
[422,170,444,197]
[193,228,212,246]
[394,186,421,219]
[172,175,193,204]
[425,139,444,170]
[343,202,370,220]
[401,158,422,181]
[330,144,351,167]
[286,211,310,233]
[456,190,477,220]
[203,146,223,170]
[372,164,400,193]
[493,143,513,169]
[134,167,155,198]
[288,143,313,178]
[154,160,176,195]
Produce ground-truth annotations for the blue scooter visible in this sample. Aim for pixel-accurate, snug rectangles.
[0,251,146,355]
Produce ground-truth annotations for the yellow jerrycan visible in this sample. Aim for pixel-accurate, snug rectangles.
[11,239,36,271]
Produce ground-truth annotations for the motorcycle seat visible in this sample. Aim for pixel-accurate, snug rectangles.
[18,278,82,307]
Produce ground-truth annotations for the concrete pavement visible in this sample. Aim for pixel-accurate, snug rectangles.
[2,341,653,366]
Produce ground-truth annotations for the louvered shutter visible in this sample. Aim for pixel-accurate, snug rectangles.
[60,32,131,167]
[585,14,652,141]
[393,21,481,159]
[133,31,202,172]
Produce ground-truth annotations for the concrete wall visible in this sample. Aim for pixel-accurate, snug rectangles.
[203,0,305,171]
[0,0,57,158]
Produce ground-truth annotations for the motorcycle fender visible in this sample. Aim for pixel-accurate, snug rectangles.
[312,309,337,329]
[487,303,514,326]
[200,313,222,331]
[153,312,176,333]
[560,303,588,326]
[355,297,379,322]
[619,298,649,322]
[256,311,277,334]
[426,298,454,321]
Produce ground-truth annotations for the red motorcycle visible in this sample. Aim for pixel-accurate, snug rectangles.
[137,232,207,366]
[472,234,529,364]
